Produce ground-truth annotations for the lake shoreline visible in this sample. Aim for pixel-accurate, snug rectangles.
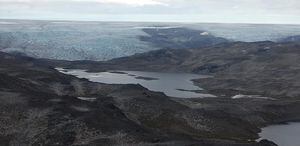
[56,68,215,98]
[57,67,300,145]
[258,122,300,146]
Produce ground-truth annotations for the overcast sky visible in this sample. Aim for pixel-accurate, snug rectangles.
[0,0,300,24]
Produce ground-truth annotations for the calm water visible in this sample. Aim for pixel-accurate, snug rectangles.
[258,122,300,146]
[57,68,215,98]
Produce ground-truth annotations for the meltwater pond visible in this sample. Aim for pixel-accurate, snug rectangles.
[258,122,300,146]
[57,68,215,98]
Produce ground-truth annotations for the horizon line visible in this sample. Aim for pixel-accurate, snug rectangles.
[1,18,300,26]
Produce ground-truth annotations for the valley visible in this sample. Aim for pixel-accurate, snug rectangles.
[1,51,299,146]
[53,41,300,99]
[1,20,300,146]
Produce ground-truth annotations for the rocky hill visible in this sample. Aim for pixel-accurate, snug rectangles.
[139,27,229,49]
[279,35,300,43]
[67,41,300,98]
[1,50,297,146]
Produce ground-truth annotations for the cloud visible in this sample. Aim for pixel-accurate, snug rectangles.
[0,0,300,24]
[0,0,168,6]
[76,0,168,6]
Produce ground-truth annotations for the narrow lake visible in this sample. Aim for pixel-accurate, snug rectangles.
[258,122,300,146]
[57,68,215,98]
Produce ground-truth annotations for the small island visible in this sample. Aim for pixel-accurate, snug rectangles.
[109,71,128,74]
[176,88,203,93]
[135,76,159,81]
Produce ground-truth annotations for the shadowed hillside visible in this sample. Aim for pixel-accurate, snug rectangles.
[57,41,300,98]
[1,51,296,146]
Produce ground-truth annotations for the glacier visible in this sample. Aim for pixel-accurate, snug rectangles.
[1,19,300,61]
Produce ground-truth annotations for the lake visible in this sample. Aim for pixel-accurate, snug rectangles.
[258,122,300,146]
[57,68,215,98]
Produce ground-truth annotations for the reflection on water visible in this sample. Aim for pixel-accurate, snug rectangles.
[57,68,215,98]
[258,122,300,146]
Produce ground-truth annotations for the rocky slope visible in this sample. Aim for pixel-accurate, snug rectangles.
[139,27,229,49]
[2,29,300,145]
[86,41,300,98]
[1,51,297,146]
[279,35,300,43]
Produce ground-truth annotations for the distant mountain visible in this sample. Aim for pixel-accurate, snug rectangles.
[279,35,300,43]
[139,27,229,49]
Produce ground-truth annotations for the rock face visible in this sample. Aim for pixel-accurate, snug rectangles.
[1,51,298,146]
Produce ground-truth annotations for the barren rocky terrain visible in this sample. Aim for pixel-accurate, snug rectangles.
[1,41,300,145]
[71,41,300,99]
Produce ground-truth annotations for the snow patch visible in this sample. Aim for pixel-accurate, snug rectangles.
[133,26,181,29]
[77,97,97,102]
[71,106,90,112]
[200,32,209,36]
[232,94,274,100]
[0,21,18,25]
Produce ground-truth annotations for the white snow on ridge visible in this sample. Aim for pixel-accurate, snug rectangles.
[200,32,209,36]
[77,97,97,102]
[231,94,275,100]
[0,21,18,25]
[132,26,181,29]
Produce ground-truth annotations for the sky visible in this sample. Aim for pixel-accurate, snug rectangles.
[0,0,300,24]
